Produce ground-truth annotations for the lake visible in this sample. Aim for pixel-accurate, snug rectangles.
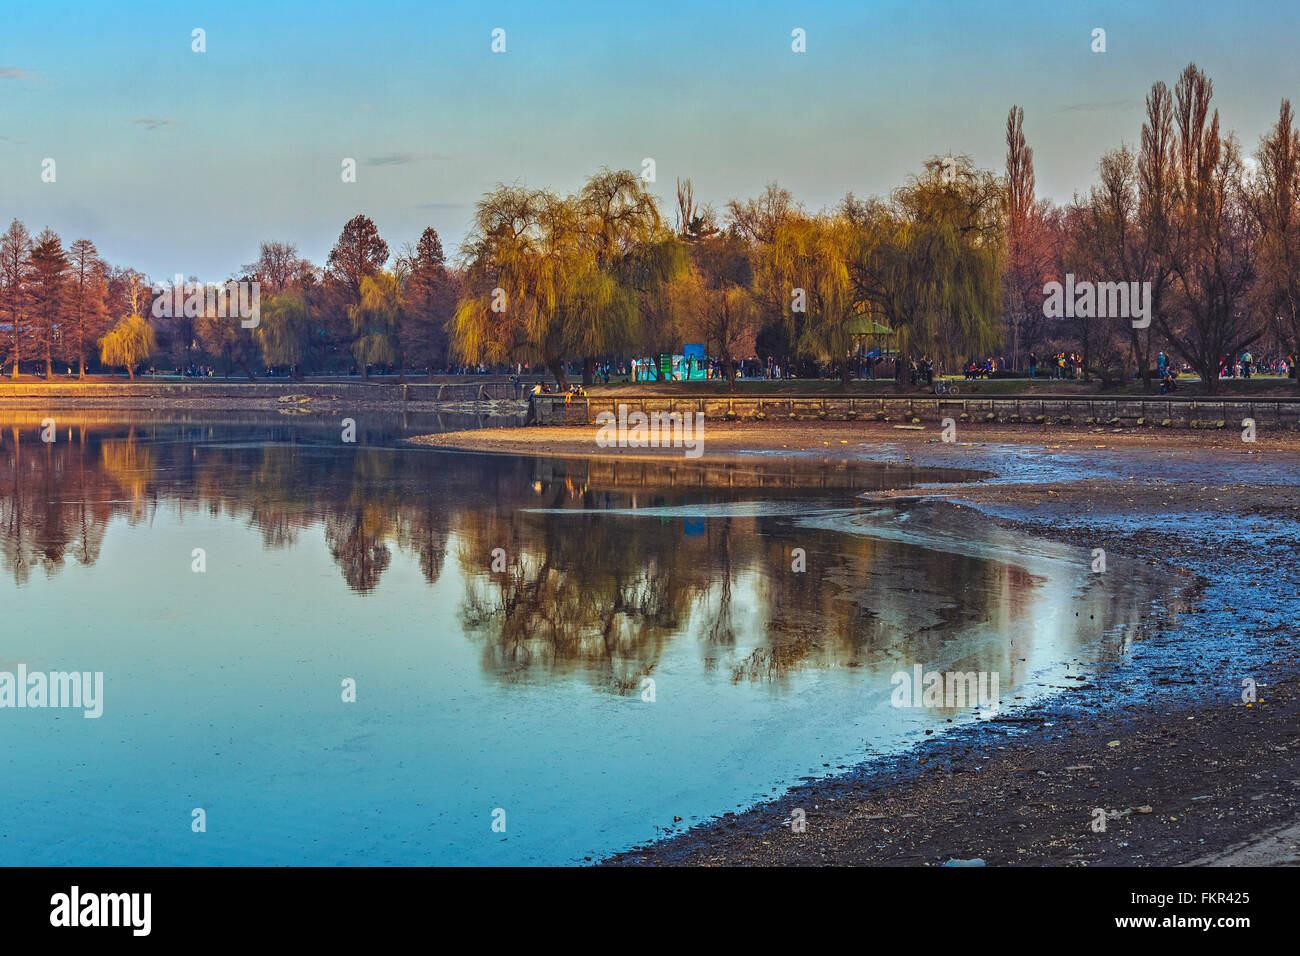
[0,414,1170,864]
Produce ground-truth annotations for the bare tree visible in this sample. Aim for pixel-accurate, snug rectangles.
[68,239,110,378]
[726,182,797,245]
[244,240,309,296]
[0,220,33,377]
[1135,80,1178,390]
[676,178,695,237]
[1153,64,1259,392]
[1250,99,1300,388]
[28,227,70,378]
[1003,105,1044,369]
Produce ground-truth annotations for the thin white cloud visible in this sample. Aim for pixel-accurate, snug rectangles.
[367,152,452,166]
[1056,99,1140,113]
[0,67,35,81]
[132,118,179,130]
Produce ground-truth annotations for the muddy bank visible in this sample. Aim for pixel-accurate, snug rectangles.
[410,418,1300,457]
[600,435,1299,864]
[602,671,1300,866]
[412,420,1300,866]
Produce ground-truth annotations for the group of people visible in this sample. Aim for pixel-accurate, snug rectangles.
[1024,352,1085,380]
[964,358,1000,379]
[1220,352,1256,378]
[1216,352,1297,379]
[907,357,936,386]
[966,355,1048,378]
[521,379,587,401]
[1156,351,1179,393]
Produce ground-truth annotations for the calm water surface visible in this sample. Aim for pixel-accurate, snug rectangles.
[0,414,1171,864]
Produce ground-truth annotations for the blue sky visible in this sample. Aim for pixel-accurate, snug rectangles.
[2,1,1297,279]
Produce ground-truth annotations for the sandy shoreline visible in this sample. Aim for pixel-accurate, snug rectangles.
[415,420,1300,866]
[410,418,1300,457]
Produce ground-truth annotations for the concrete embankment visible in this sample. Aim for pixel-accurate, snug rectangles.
[530,392,1300,429]
[0,380,520,406]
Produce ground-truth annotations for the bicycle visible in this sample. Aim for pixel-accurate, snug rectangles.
[933,380,960,396]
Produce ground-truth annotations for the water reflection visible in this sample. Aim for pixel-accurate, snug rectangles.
[0,416,515,592]
[1,417,1164,696]
[0,417,1181,865]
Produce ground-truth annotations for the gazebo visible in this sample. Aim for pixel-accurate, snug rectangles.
[844,317,898,358]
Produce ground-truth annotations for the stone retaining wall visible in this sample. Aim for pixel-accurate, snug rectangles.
[0,381,520,402]
[532,394,1300,429]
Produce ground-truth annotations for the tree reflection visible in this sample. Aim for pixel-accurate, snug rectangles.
[0,417,1168,702]
[455,507,707,690]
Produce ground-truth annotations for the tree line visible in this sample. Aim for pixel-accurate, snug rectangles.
[457,63,1299,395]
[0,216,458,382]
[3,62,1296,394]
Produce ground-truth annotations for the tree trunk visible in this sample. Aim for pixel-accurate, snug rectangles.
[582,356,594,387]
[547,356,568,389]
[126,365,135,381]
[238,359,256,382]
[1129,330,1152,394]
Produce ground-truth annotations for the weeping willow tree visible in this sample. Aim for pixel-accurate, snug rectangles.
[754,213,863,384]
[562,260,635,384]
[349,270,403,379]
[629,236,692,370]
[848,155,1004,385]
[452,170,685,387]
[98,313,155,380]
[571,170,677,384]
[453,185,573,384]
[257,290,315,379]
